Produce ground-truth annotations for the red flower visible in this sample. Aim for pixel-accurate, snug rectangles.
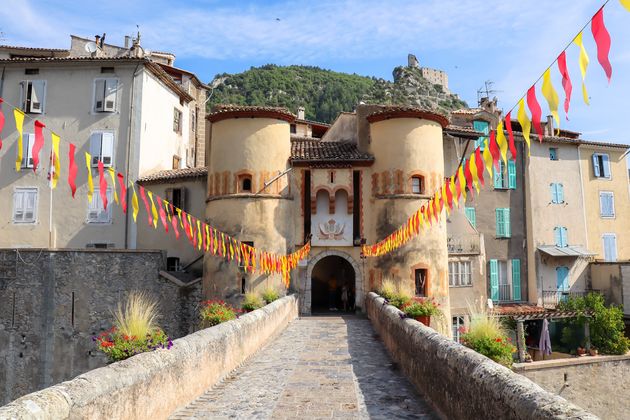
[495,338,502,343]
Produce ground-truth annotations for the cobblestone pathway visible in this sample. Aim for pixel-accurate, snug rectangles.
[169,316,436,420]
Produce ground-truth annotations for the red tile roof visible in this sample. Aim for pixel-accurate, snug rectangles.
[207,105,296,123]
[366,106,449,127]
[137,167,207,184]
[493,303,547,316]
[290,137,373,165]
[445,125,484,138]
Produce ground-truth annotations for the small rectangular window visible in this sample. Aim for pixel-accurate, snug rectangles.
[100,67,115,73]
[94,78,118,112]
[550,183,564,204]
[173,108,182,133]
[464,207,476,227]
[448,261,472,286]
[21,133,35,168]
[411,176,424,194]
[599,191,615,218]
[414,269,427,296]
[592,153,611,179]
[13,187,38,223]
[89,132,115,167]
[495,208,511,238]
[165,187,186,212]
[24,68,39,75]
[494,161,507,189]
[507,160,516,189]
[172,155,181,169]
[20,80,46,113]
[473,120,489,150]
[87,188,112,223]
[549,148,558,160]
[554,226,568,247]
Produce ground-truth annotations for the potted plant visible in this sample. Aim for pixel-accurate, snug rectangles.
[241,292,264,312]
[401,297,441,327]
[589,347,598,356]
[577,346,587,356]
[200,300,238,327]
[261,287,280,304]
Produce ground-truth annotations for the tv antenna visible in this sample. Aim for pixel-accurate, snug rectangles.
[477,80,502,105]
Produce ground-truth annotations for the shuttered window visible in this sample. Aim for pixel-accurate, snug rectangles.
[20,80,46,113]
[94,78,118,112]
[489,259,499,301]
[599,191,614,218]
[495,208,511,238]
[494,161,505,189]
[554,226,568,247]
[448,261,472,286]
[87,188,112,223]
[473,120,489,149]
[556,266,569,291]
[592,153,611,179]
[603,234,617,262]
[507,160,517,189]
[550,183,564,204]
[512,259,521,301]
[89,132,115,167]
[464,207,476,227]
[13,187,38,223]
[21,133,35,168]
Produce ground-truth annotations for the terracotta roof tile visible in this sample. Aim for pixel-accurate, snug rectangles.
[493,303,547,316]
[137,167,207,184]
[366,106,449,127]
[451,108,480,115]
[290,138,373,164]
[207,105,296,123]
[445,124,484,137]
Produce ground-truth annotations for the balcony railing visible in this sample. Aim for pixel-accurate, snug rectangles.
[447,234,481,255]
[542,290,598,309]
[497,284,513,302]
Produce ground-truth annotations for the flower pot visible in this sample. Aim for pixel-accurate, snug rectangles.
[414,315,430,326]
[589,349,598,356]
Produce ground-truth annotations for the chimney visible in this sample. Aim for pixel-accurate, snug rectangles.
[546,115,554,136]
[124,36,131,49]
[95,35,101,45]
[297,106,305,120]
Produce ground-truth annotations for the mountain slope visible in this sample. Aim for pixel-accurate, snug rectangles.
[207,64,468,123]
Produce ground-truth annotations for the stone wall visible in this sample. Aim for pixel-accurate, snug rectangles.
[365,292,597,420]
[0,295,298,419]
[514,356,630,419]
[0,249,201,405]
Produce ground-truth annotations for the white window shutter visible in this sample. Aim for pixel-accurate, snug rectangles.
[602,154,611,178]
[94,79,105,111]
[101,132,114,166]
[104,79,117,111]
[87,188,99,222]
[24,190,36,221]
[592,154,601,177]
[29,81,45,113]
[89,133,102,166]
[22,133,35,167]
[13,191,23,222]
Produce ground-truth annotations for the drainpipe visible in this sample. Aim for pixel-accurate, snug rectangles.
[576,146,589,251]
[124,62,142,249]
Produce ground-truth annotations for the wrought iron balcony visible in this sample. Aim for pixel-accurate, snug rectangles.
[542,290,598,309]
[447,234,481,255]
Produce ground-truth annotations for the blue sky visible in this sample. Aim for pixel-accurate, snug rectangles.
[2,0,630,146]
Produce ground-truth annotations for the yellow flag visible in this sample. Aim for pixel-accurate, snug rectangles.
[482,138,494,178]
[621,0,630,12]
[449,176,459,208]
[51,132,60,189]
[469,152,480,193]
[85,152,94,203]
[442,183,449,216]
[458,165,467,200]
[108,168,119,204]
[130,182,139,222]
[517,98,531,156]
[542,68,560,130]
[14,109,25,172]
[147,190,158,228]
[574,31,590,105]
[197,220,202,251]
[496,121,508,163]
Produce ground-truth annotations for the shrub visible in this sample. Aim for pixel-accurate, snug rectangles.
[200,300,238,327]
[558,292,630,355]
[379,279,413,309]
[261,287,280,304]
[402,297,442,318]
[460,299,515,367]
[379,279,396,300]
[94,292,171,362]
[242,292,264,312]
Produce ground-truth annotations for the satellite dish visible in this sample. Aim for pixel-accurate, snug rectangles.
[85,42,97,53]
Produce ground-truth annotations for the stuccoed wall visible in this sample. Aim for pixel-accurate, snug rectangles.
[0,249,200,405]
[365,292,597,420]
[515,355,630,419]
[0,295,298,419]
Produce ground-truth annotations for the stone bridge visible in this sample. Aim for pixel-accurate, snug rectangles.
[0,294,596,419]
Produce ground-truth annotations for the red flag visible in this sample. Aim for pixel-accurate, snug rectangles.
[591,7,612,82]
[117,173,127,213]
[209,227,215,254]
[139,186,152,226]
[557,51,573,119]
[431,198,438,222]
[155,195,169,232]
[488,130,500,170]
[182,212,192,243]
[32,120,46,173]
[169,204,180,239]
[202,224,208,251]
[505,113,517,160]
[191,218,198,248]
[445,177,453,210]
[527,86,544,142]
[97,161,108,210]
[455,172,462,200]
[0,98,5,150]
[464,159,473,195]
[68,143,78,198]
[474,148,485,186]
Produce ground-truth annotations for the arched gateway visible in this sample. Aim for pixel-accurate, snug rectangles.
[302,251,363,314]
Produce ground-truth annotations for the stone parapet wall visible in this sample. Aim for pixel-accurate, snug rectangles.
[515,355,630,419]
[0,295,299,419]
[365,292,597,420]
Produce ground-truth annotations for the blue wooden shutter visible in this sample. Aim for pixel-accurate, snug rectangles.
[557,183,564,203]
[490,259,499,301]
[554,227,561,246]
[556,267,569,291]
[601,154,611,178]
[550,183,557,203]
[473,120,489,149]
[494,161,504,188]
[511,259,521,301]
[496,209,504,237]
[507,160,517,189]
[504,208,511,237]
[465,207,476,227]
[592,154,601,177]
[561,227,568,247]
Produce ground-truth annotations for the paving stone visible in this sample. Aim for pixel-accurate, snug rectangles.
[169,316,436,419]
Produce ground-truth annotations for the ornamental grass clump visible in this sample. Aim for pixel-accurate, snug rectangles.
[379,279,397,300]
[242,292,264,312]
[261,287,280,304]
[385,282,413,309]
[460,299,515,367]
[94,292,172,363]
[200,300,238,327]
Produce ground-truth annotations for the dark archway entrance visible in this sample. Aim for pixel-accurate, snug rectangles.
[311,255,356,313]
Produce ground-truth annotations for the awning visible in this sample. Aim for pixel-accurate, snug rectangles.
[537,245,597,257]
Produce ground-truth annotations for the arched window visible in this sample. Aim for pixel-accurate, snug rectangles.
[238,174,252,193]
[411,176,424,194]
[335,189,349,214]
[316,190,329,214]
